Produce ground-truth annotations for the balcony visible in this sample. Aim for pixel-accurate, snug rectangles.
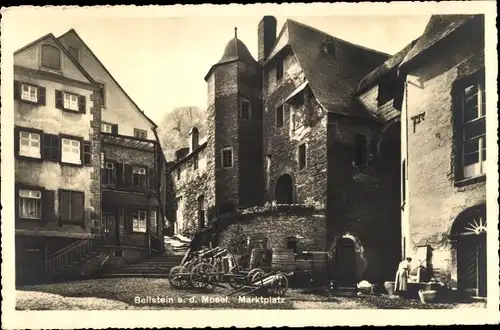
[101,132,156,152]
[101,165,156,194]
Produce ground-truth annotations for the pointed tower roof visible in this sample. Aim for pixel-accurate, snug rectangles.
[204,27,258,81]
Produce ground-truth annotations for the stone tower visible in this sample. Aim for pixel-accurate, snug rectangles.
[204,27,264,212]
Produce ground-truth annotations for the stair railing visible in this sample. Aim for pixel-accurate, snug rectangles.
[45,234,105,278]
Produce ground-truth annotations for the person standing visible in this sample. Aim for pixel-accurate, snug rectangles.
[395,257,412,297]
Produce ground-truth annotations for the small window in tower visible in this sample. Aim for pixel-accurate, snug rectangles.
[298,143,307,170]
[241,98,251,120]
[221,146,233,169]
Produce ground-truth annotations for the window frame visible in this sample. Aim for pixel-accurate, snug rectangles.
[131,165,148,187]
[58,189,85,225]
[18,187,43,220]
[221,146,234,169]
[20,83,39,103]
[132,209,148,233]
[297,142,307,171]
[63,91,80,112]
[241,98,252,121]
[40,44,61,71]
[60,134,84,166]
[101,122,113,133]
[134,128,148,140]
[453,69,487,186]
[18,129,42,159]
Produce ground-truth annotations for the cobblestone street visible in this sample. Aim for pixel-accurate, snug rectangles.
[16,278,487,310]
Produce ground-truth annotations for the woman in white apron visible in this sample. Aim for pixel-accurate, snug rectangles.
[395,257,412,297]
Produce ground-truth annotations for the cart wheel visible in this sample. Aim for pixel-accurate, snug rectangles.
[227,266,245,289]
[190,262,219,290]
[169,266,189,289]
[250,269,266,286]
[247,268,265,284]
[269,273,288,297]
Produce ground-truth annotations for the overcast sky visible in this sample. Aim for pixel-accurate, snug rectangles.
[8,12,430,123]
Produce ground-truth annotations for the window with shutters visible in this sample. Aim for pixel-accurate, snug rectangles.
[101,123,113,133]
[132,166,147,187]
[41,44,61,70]
[454,69,486,183]
[134,128,147,139]
[42,133,60,162]
[63,92,79,111]
[221,147,233,168]
[132,210,147,233]
[59,190,85,224]
[19,130,41,159]
[19,189,42,219]
[61,137,81,165]
[149,210,158,235]
[21,84,38,103]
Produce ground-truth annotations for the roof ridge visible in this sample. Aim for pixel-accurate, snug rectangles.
[287,18,391,58]
[58,29,158,129]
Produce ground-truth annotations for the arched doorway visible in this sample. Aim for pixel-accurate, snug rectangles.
[335,237,357,286]
[451,204,487,297]
[275,174,294,204]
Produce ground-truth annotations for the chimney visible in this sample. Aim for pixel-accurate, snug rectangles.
[258,16,277,63]
[189,127,199,152]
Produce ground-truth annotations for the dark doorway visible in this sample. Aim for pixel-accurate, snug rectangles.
[103,211,120,246]
[275,174,294,204]
[335,238,357,286]
[19,242,46,285]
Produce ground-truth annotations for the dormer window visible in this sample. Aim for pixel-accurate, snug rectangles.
[41,44,61,70]
[67,45,79,62]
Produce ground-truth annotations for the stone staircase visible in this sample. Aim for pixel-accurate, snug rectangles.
[101,254,184,278]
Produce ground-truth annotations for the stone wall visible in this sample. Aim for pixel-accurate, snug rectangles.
[218,205,327,252]
[402,18,486,287]
[262,52,328,206]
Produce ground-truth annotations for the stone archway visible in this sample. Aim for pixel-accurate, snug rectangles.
[450,204,487,297]
[274,174,294,204]
[329,233,367,284]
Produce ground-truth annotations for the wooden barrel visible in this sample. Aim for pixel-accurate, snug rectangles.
[271,248,296,273]
[249,248,265,269]
[309,251,328,282]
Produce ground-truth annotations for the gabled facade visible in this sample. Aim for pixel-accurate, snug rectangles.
[58,30,167,257]
[14,29,167,285]
[13,33,102,285]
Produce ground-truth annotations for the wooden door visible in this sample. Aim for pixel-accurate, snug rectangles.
[21,244,45,285]
[458,234,487,297]
[103,213,119,245]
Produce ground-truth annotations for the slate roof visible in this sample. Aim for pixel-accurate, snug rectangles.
[268,19,391,119]
[399,15,477,70]
[218,37,258,66]
[357,38,419,94]
[204,35,258,80]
